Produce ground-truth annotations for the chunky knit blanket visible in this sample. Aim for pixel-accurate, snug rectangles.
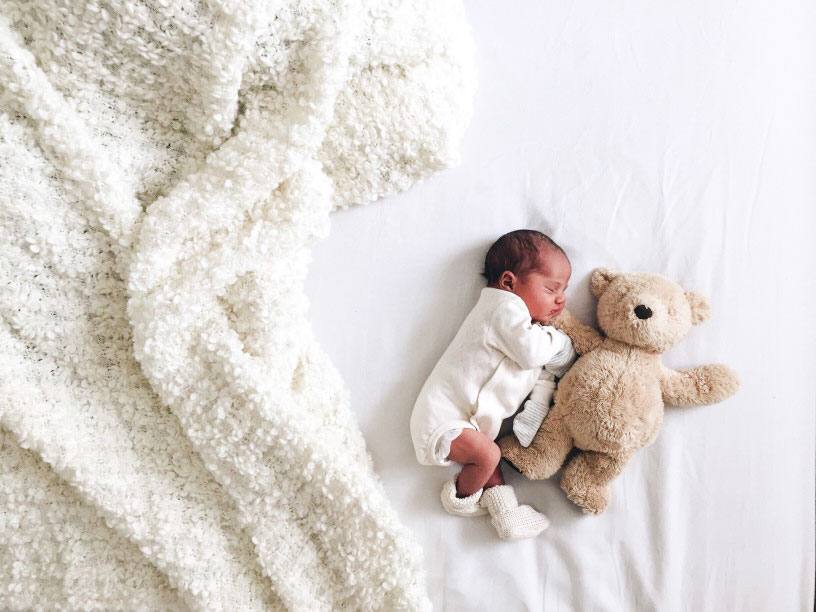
[0,1,474,609]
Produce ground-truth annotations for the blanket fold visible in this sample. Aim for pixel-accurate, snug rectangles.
[0,0,475,609]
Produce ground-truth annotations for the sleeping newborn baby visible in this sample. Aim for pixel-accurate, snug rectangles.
[410,229,577,539]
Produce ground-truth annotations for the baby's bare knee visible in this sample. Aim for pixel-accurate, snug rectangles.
[450,429,502,467]
[481,440,502,468]
[466,430,501,467]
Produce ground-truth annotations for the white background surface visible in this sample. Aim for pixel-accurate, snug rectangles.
[305,2,816,610]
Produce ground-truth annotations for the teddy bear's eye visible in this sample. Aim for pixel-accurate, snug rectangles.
[634,304,653,320]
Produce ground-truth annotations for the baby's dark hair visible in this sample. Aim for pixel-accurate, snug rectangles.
[480,229,568,286]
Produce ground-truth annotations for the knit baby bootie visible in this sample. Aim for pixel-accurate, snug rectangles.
[478,484,550,539]
[440,474,488,517]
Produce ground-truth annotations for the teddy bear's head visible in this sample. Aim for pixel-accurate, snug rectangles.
[590,268,710,353]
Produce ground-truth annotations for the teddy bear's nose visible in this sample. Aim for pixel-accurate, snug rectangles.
[634,304,653,320]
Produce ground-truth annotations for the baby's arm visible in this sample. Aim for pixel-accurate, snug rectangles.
[512,370,557,447]
[486,301,571,370]
[544,332,577,378]
[513,337,576,447]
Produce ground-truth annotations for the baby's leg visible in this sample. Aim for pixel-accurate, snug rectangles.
[445,429,550,539]
[450,429,550,539]
[447,429,503,497]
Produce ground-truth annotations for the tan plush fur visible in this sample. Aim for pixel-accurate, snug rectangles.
[498,268,740,515]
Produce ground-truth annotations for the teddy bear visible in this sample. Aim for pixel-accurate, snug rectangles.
[498,268,740,515]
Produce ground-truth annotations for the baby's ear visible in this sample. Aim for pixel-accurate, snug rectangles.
[685,291,711,325]
[590,268,619,298]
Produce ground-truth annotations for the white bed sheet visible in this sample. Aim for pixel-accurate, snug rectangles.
[305,1,816,610]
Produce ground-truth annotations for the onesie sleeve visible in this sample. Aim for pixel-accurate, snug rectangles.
[544,332,577,378]
[485,299,571,370]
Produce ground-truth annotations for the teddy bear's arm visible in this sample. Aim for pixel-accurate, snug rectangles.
[659,363,740,406]
[550,309,603,356]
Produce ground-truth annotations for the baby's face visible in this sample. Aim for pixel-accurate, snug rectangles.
[509,253,571,324]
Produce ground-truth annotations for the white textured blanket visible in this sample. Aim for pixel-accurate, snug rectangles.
[0,1,474,609]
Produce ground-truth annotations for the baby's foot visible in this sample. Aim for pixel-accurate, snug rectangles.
[479,484,549,539]
[440,475,488,517]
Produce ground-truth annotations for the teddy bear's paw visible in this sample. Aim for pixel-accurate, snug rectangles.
[497,435,528,475]
[701,363,740,402]
[519,464,551,481]
[567,484,610,515]
[498,435,545,480]
[561,473,610,515]
[502,457,523,475]
[549,310,573,331]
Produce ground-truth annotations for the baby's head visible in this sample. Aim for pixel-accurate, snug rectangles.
[481,229,571,325]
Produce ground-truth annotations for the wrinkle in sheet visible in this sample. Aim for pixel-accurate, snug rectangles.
[640,446,674,603]
[743,111,776,254]
[604,173,632,244]
[550,536,589,612]
[618,540,660,611]
[653,145,674,237]
[540,0,575,65]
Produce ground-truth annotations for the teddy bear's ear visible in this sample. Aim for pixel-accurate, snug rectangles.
[591,268,619,298]
[685,291,711,325]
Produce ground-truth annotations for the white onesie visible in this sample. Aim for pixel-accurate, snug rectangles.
[409,287,575,467]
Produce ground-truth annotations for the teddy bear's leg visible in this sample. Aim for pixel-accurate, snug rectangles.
[560,450,632,515]
[497,414,573,480]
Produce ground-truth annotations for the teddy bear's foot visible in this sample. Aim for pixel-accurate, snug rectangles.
[560,472,610,515]
[559,450,630,515]
[497,435,535,478]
